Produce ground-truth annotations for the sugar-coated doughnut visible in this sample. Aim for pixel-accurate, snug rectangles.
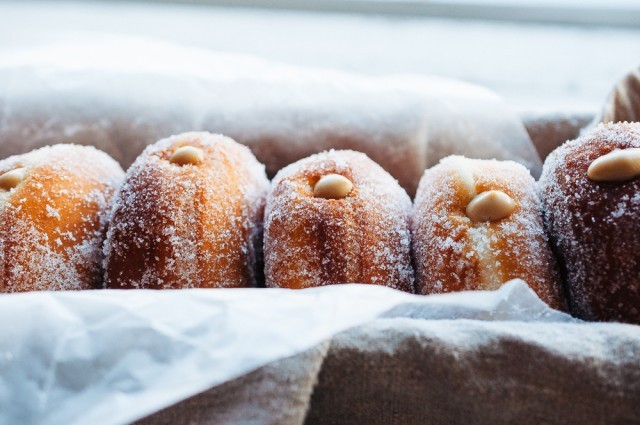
[264,150,414,291]
[104,132,269,289]
[0,145,124,292]
[539,122,640,323]
[412,156,565,309]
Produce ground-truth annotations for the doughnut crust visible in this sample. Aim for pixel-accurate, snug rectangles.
[264,150,414,291]
[412,156,564,310]
[539,122,640,323]
[104,132,269,289]
[0,144,124,292]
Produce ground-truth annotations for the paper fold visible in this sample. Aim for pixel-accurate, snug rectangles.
[0,280,574,425]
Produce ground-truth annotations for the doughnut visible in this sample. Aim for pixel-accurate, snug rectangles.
[264,150,414,292]
[0,144,124,292]
[412,155,565,310]
[539,122,640,323]
[104,132,269,289]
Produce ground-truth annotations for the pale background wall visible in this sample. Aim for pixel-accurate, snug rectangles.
[1,0,639,112]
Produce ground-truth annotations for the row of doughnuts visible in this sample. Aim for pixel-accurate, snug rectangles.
[0,124,639,324]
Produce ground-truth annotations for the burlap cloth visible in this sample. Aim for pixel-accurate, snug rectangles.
[139,318,640,425]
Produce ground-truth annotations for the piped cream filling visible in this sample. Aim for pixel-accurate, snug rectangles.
[452,158,503,289]
[467,225,503,290]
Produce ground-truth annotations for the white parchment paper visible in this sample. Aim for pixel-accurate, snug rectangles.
[0,36,541,195]
[0,281,573,425]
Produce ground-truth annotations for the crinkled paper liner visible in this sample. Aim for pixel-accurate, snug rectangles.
[0,280,579,425]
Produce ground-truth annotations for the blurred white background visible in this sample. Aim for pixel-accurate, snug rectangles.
[1,0,639,112]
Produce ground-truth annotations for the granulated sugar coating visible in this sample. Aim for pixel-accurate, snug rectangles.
[104,132,269,289]
[539,122,640,324]
[0,144,124,292]
[412,156,565,310]
[264,150,414,292]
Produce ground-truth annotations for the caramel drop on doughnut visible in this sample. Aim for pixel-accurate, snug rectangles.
[466,190,516,222]
[313,174,353,199]
[170,146,205,166]
[587,148,640,182]
[0,167,27,191]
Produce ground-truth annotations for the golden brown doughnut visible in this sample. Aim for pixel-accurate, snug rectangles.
[264,150,414,291]
[104,132,269,289]
[539,122,640,323]
[412,155,565,309]
[0,144,124,292]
